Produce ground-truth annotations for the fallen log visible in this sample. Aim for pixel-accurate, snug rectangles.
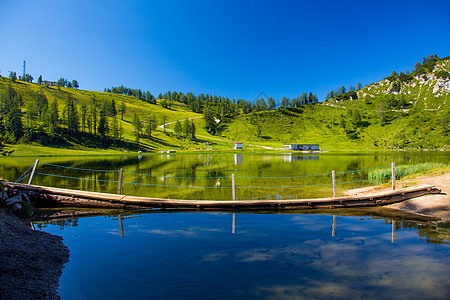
[2,182,441,211]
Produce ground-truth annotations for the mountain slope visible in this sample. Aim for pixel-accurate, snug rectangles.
[219,56,450,151]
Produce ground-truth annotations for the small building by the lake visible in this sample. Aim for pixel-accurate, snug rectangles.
[285,144,320,151]
[234,142,243,150]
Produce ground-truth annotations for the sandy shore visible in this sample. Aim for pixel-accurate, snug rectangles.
[345,172,450,221]
[0,209,69,299]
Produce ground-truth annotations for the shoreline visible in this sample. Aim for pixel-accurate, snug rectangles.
[344,171,450,222]
[0,209,69,299]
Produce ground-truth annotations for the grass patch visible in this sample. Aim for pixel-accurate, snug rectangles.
[368,163,448,180]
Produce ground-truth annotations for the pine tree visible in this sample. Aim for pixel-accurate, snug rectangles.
[119,100,126,120]
[90,97,97,135]
[97,107,108,136]
[190,121,196,139]
[308,92,314,104]
[81,102,88,132]
[6,96,23,140]
[161,114,167,133]
[110,115,119,139]
[356,82,363,90]
[300,93,307,105]
[183,118,191,137]
[174,120,182,136]
[106,99,117,116]
[66,94,79,133]
[46,99,59,136]
[132,113,142,138]
[37,75,42,85]
[72,80,79,89]
[25,102,36,134]
[9,72,17,82]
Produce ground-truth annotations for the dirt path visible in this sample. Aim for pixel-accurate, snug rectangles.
[345,172,450,221]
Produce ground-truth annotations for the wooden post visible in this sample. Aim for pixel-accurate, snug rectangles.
[332,170,336,198]
[119,214,124,237]
[232,213,235,234]
[232,173,236,200]
[118,168,124,194]
[391,162,396,191]
[391,220,396,243]
[332,215,336,237]
[27,159,39,185]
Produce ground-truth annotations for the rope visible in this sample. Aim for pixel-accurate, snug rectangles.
[15,173,31,183]
[123,170,228,179]
[40,162,119,173]
[15,164,35,183]
[335,165,391,174]
[35,172,332,190]
[239,183,332,189]
[336,176,392,185]
[38,161,391,180]
[123,181,233,189]
[35,172,120,183]
[236,172,332,179]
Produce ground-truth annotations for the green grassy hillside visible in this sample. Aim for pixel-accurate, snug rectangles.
[0,78,211,155]
[217,56,449,151]
[1,55,449,155]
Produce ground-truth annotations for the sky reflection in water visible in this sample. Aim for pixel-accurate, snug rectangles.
[39,211,450,299]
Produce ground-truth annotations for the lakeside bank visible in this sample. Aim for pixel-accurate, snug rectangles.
[0,209,69,299]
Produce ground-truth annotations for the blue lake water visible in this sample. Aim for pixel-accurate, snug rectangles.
[38,211,450,299]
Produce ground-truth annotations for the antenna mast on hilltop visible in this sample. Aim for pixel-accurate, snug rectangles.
[23,60,26,78]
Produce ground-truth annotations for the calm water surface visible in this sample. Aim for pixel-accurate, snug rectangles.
[5,152,447,298]
[1,152,449,200]
[39,211,449,299]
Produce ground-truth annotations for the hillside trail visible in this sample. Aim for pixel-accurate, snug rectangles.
[158,117,274,150]
[344,172,450,221]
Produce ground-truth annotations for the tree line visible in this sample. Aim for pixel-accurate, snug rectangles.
[105,86,321,136]
[6,71,79,89]
[0,85,131,147]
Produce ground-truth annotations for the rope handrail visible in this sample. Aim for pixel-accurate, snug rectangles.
[336,176,392,185]
[122,170,228,180]
[15,163,35,183]
[235,172,332,179]
[335,165,391,174]
[15,173,31,183]
[36,172,120,183]
[35,171,333,189]
[36,161,392,180]
[40,162,119,173]
[34,171,388,190]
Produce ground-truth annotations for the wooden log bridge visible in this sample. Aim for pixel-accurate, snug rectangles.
[2,182,441,211]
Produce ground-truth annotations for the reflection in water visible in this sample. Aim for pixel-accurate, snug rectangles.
[283,154,320,162]
[38,211,450,299]
[332,215,336,237]
[234,153,243,165]
[2,152,449,201]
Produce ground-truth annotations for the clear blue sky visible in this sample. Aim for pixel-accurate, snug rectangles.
[1,0,449,102]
